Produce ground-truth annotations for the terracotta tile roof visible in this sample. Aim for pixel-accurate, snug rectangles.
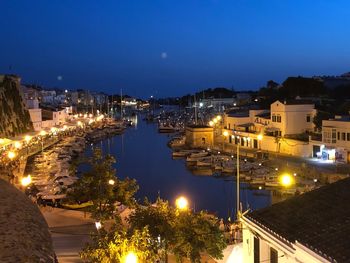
[246,178,350,262]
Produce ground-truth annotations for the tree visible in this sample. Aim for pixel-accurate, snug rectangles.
[68,148,139,221]
[81,226,158,263]
[172,211,226,263]
[129,198,176,262]
[128,198,226,263]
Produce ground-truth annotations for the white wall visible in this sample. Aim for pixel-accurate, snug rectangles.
[223,129,312,158]
[28,109,42,131]
[270,101,315,136]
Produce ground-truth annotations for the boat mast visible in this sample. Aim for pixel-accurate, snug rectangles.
[194,93,198,125]
[120,88,123,120]
[236,142,240,220]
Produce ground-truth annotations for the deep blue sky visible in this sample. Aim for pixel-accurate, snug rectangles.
[1,0,350,98]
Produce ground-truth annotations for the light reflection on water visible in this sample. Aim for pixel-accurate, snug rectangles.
[82,115,271,219]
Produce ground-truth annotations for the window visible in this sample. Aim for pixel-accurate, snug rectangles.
[270,247,278,263]
[254,237,260,263]
[347,133,350,141]
[332,129,337,143]
[306,115,311,122]
[272,115,276,122]
[277,115,281,123]
[338,132,340,140]
[342,132,346,141]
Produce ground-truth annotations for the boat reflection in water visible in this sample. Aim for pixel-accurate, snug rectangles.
[81,114,272,219]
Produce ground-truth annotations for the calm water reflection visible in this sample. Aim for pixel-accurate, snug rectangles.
[83,115,271,219]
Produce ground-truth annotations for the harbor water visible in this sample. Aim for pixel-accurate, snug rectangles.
[82,115,272,219]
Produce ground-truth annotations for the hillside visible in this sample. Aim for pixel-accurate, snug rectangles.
[0,75,33,137]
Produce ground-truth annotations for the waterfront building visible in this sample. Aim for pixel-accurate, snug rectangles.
[242,177,350,263]
[321,116,350,163]
[221,100,317,157]
[268,100,316,137]
[42,106,68,126]
[28,108,42,131]
[185,125,214,148]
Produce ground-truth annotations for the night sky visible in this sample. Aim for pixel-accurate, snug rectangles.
[1,0,350,98]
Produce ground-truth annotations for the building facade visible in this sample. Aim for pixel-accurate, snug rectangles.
[241,178,350,263]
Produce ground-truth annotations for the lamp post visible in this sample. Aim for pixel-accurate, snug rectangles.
[257,134,263,150]
[280,173,294,187]
[39,130,47,152]
[236,136,240,220]
[124,251,138,263]
[21,174,32,187]
[175,196,188,211]
[223,130,229,152]
[24,135,32,156]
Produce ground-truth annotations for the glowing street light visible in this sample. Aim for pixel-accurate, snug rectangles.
[40,130,47,136]
[175,196,188,210]
[8,151,16,160]
[257,134,263,141]
[213,119,218,124]
[280,173,294,187]
[95,221,102,230]
[108,179,115,185]
[14,141,22,149]
[216,115,222,120]
[21,175,32,187]
[209,121,214,127]
[124,251,138,263]
[24,135,32,143]
[223,131,229,137]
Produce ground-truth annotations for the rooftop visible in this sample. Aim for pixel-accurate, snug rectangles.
[274,99,314,106]
[226,111,249,118]
[255,112,271,118]
[246,177,350,262]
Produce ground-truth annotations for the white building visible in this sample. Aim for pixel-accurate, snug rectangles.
[321,116,350,162]
[268,100,316,137]
[242,178,350,263]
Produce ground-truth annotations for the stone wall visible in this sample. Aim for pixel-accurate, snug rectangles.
[186,125,214,148]
[0,75,33,137]
[0,179,56,262]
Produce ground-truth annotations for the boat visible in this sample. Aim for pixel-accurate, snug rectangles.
[158,124,176,133]
[250,177,265,185]
[196,160,212,167]
[189,151,208,158]
[222,167,234,174]
[172,149,197,158]
[186,155,212,162]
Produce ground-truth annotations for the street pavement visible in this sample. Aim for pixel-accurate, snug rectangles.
[41,207,95,263]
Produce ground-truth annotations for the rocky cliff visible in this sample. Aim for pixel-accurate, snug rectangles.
[0,75,33,137]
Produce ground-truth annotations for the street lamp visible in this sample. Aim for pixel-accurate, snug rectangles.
[24,135,32,143]
[108,179,115,185]
[175,196,188,210]
[21,175,32,187]
[95,221,102,230]
[209,121,214,127]
[223,131,229,151]
[280,173,294,187]
[257,134,263,150]
[39,130,46,152]
[8,151,16,160]
[124,251,138,263]
[14,141,22,149]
